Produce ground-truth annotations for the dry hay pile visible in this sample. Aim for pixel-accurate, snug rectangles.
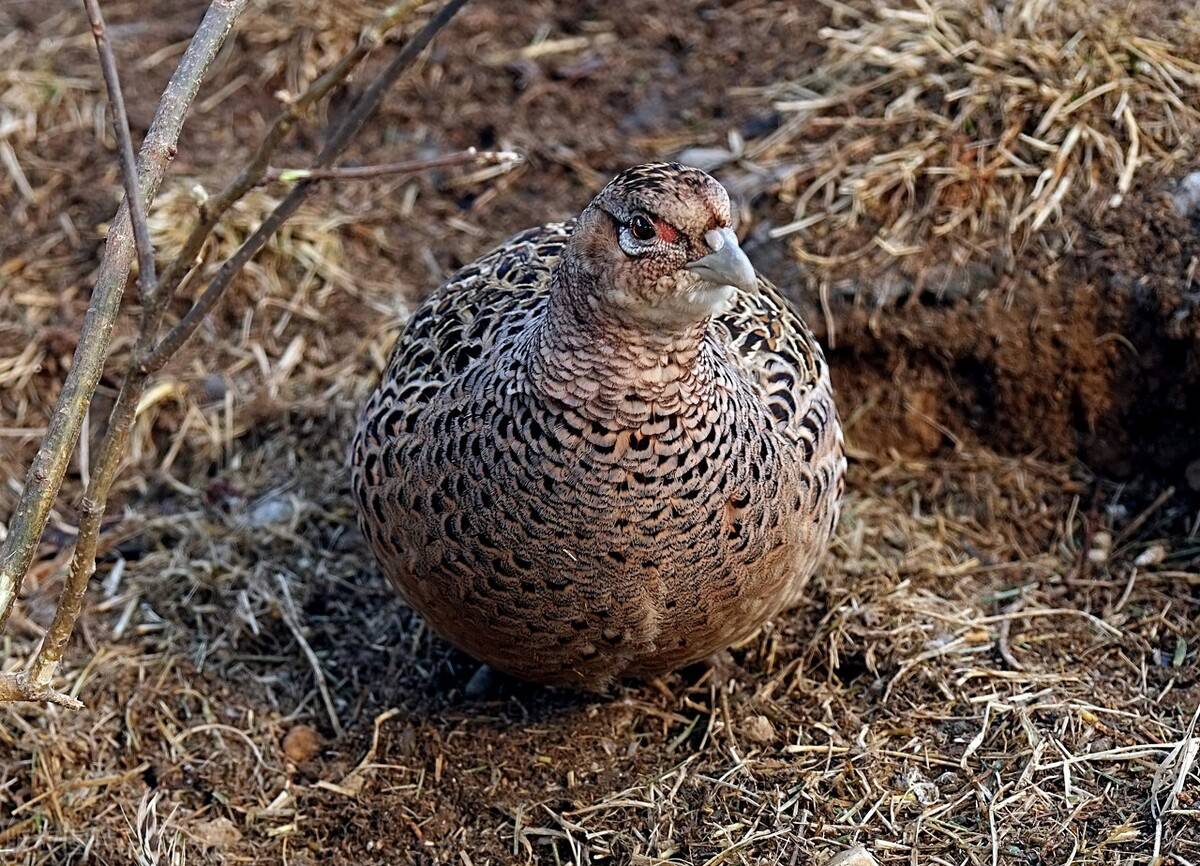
[740,0,1200,289]
[2,1,1200,864]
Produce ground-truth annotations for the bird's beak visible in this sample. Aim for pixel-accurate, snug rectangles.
[686,227,757,293]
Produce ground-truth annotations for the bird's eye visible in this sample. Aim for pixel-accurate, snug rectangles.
[629,214,656,242]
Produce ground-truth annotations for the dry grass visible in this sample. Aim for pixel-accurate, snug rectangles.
[244,0,401,95]
[2,0,1199,863]
[0,13,101,218]
[739,0,1200,281]
[4,436,1198,863]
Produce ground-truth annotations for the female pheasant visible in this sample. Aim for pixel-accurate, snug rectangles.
[352,163,844,688]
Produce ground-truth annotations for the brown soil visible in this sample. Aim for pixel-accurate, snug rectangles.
[2,1,1199,864]
[790,187,1200,478]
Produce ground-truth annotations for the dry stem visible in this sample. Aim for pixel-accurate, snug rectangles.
[7,0,173,694]
[0,0,248,639]
[82,0,159,304]
[149,0,428,330]
[0,671,83,710]
[1,0,237,705]
[264,147,522,183]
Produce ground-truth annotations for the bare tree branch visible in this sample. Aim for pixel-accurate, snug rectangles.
[264,147,522,183]
[82,0,159,305]
[0,0,248,638]
[7,0,174,702]
[0,671,84,710]
[0,0,244,706]
[1,0,474,705]
[150,0,428,326]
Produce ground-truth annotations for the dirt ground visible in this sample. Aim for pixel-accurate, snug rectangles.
[2,0,1199,864]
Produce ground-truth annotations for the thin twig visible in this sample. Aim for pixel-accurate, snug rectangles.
[0,0,404,649]
[149,0,428,331]
[82,0,159,303]
[1115,485,1174,544]
[29,1,434,690]
[0,0,248,640]
[996,598,1024,671]
[15,0,236,698]
[277,574,343,738]
[4,0,173,699]
[264,148,522,184]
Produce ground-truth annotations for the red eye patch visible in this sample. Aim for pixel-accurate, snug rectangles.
[653,219,679,244]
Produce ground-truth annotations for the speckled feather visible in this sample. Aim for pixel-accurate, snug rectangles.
[352,164,844,687]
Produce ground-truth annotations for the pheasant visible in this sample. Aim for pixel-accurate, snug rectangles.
[352,163,844,688]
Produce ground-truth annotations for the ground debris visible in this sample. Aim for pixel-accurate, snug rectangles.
[1,0,1198,864]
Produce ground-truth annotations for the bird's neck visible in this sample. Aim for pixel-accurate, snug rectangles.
[527,268,717,426]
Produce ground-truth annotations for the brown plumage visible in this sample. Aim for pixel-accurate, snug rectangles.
[351,163,844,688]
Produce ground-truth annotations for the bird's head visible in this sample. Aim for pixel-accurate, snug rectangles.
[564,162,757,329]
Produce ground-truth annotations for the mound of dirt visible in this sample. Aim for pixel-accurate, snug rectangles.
[773,180,1200,480]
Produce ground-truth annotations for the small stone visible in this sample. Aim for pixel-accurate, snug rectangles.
[676,146,736,172]
[283,724,323,764]
[1134,544,1167,567]
[823,846,880,866]
[192,816,242,848]
[1171,171,1200,218]
[741,714,777,745]
[901,767,941,805]
[198,373,228,402]
[912,777,940,801]
[1087,530,1113,564]
[1186,459,1200,492]
[465,663,501,698]
[245,495,297,528]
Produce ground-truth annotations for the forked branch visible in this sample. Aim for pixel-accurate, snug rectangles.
[0,0,247,638]
[146,0,473,370]
[1,0,478,706]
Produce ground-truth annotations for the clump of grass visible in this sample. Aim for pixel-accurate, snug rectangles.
[748,0,1200,273]
[148,181,353,320]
